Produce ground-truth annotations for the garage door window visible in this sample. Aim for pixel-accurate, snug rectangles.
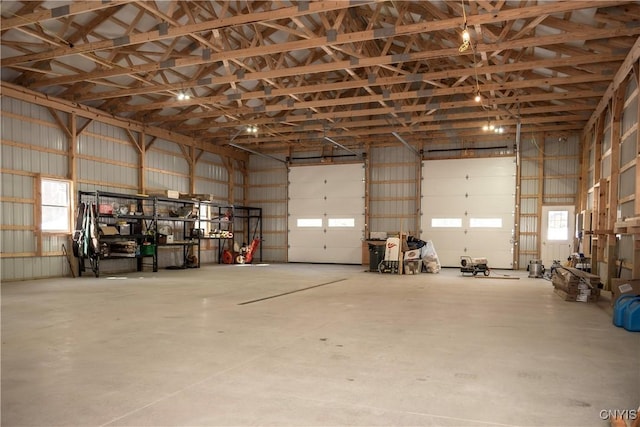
[431,218,462,228]
[470,218,503,228]
[297,218,322,228]
[328,218,355,227]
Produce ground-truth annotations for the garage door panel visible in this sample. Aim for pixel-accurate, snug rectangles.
[289,164,364,264]
[422,157,515,269]
[466,178,515,195]
[289,199,325,215]
[424,177,468,195]
[325,179,364,196]
[289,247,327,262]
[289,185,324,199]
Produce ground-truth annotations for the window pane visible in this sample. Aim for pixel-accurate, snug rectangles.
[431,218,462,228]
[548,210,568,240]
[328,218,354,227]
[41,178,71,232]
[195,205,211,234]
[41,180,69,206]
[470,218,503,228]
[42,206,70,231]
[297,218,322,227]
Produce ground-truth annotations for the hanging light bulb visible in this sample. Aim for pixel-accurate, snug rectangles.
[474,90,481,103]
[462,23,470,43]
[246,125,258,134]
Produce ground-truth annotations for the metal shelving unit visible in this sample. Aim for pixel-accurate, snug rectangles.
[77,191,157,277]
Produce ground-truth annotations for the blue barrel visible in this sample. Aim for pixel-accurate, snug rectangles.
[623,299,640,332]
[613,295,640,327]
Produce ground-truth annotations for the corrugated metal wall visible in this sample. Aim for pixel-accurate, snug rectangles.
[1,96,71,280]
[246,155,288,262]
[517,132,580,268]
[369,146,420,237]
[1,94,246,280]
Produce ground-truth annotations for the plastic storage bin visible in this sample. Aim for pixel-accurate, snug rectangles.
[613,295,640,327]
[623,299,640,332]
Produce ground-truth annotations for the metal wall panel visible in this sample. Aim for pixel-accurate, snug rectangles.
[520,179,539,197]
[1,201,33,227]
[77,159,137,187]
[369,146,420,236]
[146,150,190,175]
[601,154,612,178]
[247,156,287,262]
[622,97,638,136]
[619,167,636,199]
[145,170,189,193]
[602,126,612,153]
[520,197,538,215]
[520,159,539,177]
[621,130,637,165]
[619,200,636,223]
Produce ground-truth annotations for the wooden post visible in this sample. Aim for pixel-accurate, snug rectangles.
[607,79,627,286]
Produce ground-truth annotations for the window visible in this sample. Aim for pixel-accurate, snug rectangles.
[431,218,462,228]
[297,218,322,227]
[470,218,503,228]
[547,210,569,240]
[41,178,72,233]
[328,218,355,227]
[195,204,211,235]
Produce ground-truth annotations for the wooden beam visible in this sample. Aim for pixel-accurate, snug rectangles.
[607,79,627,285]
[27,23,636,90]
[585,35,640,133]
[4,1,381,67]
[113,64,618,113]
[0,0,135,30]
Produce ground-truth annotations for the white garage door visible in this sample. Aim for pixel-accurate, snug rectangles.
[288,163,365,264]
[421,157,516,269]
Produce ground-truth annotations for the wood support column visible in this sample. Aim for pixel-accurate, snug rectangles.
[607,79,627,285]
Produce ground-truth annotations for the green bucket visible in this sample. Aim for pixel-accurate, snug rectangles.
[140,244,155,256]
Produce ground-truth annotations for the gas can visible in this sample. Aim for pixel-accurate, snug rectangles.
[623,299,640,332]
[613,295,640,327]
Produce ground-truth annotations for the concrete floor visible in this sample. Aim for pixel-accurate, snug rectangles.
[1,264,639,427]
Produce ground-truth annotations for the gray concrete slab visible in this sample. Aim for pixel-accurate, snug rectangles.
[2,264,638,426]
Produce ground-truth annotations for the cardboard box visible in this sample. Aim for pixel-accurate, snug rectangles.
[610,279,640,306]
[164,190,180,199]
[158,234,174,244]
[99,225,119,236]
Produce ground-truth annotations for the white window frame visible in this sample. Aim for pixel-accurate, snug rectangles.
[40,176,73,234]
[547,210,569,241]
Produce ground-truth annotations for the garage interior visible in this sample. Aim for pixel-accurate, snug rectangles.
[1,1,640,426]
